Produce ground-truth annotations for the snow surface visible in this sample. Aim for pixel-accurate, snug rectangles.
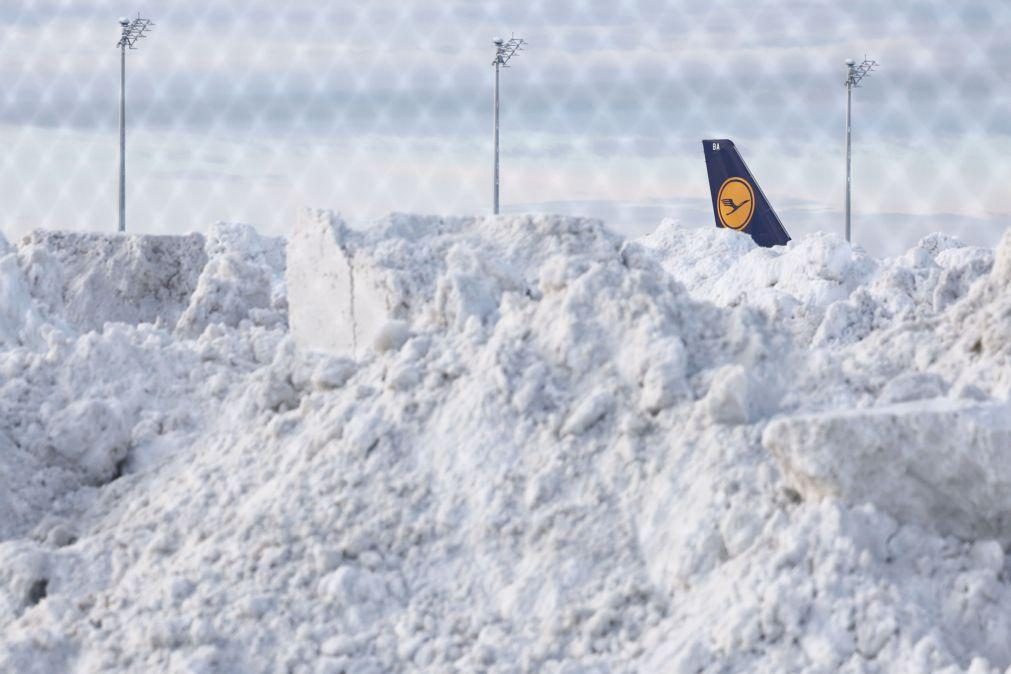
[1,214,1010,673]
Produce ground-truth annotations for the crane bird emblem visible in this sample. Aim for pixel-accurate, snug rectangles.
[721,197,750,215]
[716,177,756,231]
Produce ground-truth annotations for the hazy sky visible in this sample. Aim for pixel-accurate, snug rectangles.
[1,0,1008,255]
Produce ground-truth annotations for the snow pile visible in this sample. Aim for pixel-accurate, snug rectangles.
[16,230,207,333]
[0,227,285,545]
[635,218,878,342]
[0,215,1010,673]
[288,210,617,355]
[637,219,994,347]
[763,230,1011,547]
[813,233,994,348]
[176,222,287,336]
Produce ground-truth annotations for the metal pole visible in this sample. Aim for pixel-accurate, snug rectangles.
[490,36,523,216]
[845,71,852,244]
[841,56,877,244]
[493,56,501,215]
[118,41,126,233]
[115,15,153,233]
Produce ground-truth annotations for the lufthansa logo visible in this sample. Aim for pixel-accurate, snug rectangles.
[717,177,755,231]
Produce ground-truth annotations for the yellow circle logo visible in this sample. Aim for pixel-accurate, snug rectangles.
[717,177,755,231]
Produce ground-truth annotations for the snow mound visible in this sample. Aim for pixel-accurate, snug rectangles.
[288,209,621,355]
[0,226,287,546]
[813,232,994,348]
[176,222,287,336]
[1,214,1011,673]
[635,219,878,341]
[16,230,207,333]
[636,219,994,348]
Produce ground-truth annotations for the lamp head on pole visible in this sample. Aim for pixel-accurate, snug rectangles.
[117,15,154,49]
[845,56,878,87]
[493,35,525,66]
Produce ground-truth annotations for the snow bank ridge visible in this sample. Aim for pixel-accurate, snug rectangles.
[287,208,619,356]
[3,224,286,344]
[2,215,1011,673]
[17,229,207,332]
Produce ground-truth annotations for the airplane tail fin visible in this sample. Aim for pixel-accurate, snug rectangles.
[702,139,791,247]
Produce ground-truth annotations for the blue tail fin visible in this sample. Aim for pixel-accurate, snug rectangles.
[702,139,791,248]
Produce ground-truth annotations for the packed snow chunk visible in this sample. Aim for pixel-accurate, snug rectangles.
[0,542,50,620]
[287,209,620,355]
[0,252,51,348]
[876,372,949,404]
[176,223,287,336]
[372,319,410,354]
[705,365,767,425]
[47,398,130,484]
[764,399,1011,543]
[310,356,357,390]
[286,209,360,354]
[931,245,994,312]
[0,432,80,542]
[995,229,1011,281]
[317,565,399,633]
[639,339,690,413]
[16,230,207,331]
[562,389,616,435]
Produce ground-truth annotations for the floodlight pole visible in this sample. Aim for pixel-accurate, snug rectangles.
[843,56,877,244]
[118,27,127,233]
[116,15,153,233]
[491,36,524,216]
[845,60,853,243]
[493,44,501,215]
